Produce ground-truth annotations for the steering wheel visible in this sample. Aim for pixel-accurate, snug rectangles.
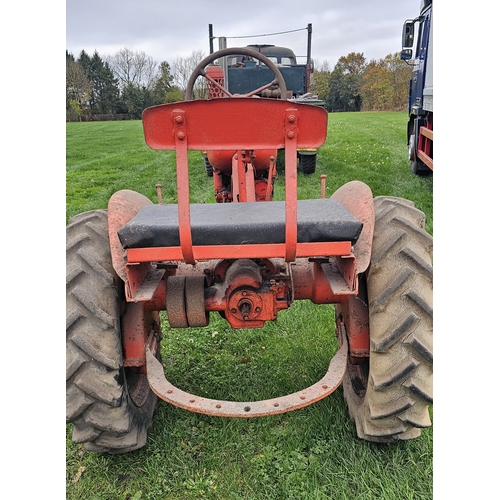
[185,47,288,100]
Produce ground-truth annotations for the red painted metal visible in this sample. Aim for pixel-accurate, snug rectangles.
[284,112,298,262]
[125,241,353,263]
[142,99,327,151]
[331,180,374,275]
[417,118,433,170]
[207,148,276,175]
[320,175,327,198]
[205,65,225,99]
[335,291,370,358]
[122,303,161,367]
[145,324,347,417]
[172,110,195,265]
[108,189,154,298]
[155,184,163,204]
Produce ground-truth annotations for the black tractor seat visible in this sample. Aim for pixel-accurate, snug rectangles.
[118,198,363,249]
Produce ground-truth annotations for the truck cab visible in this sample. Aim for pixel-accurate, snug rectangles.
[227,44,308,99]
[401,0,433,175]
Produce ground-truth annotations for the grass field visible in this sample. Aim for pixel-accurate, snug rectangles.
[66,111,433,499]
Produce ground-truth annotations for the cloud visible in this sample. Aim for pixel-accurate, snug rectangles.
[66,0,419,67]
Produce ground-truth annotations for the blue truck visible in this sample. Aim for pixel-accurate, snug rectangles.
[401,0,433,175]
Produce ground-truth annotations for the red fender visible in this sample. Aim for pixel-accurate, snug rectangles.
[108,189,153,292]
[331,180,374,274]
[331,181,374,358]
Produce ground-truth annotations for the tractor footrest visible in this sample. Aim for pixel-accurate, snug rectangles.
[118,199,363,249]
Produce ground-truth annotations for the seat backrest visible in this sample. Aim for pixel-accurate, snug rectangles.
[142,98,328,151]
[141,98,329,265]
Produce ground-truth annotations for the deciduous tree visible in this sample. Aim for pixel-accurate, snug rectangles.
[327,52,366,112]
[173,50,206,98]
[66,51,92,121]
[361,53,411,111]
[309,60,331,102]
[107,48,158,90]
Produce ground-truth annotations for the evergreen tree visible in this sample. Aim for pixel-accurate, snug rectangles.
[121,83,154,119]
[77,50,120,115]
[90,51,120,114]
[152,61,175,104]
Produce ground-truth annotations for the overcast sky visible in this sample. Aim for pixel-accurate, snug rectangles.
[66,0,421,69]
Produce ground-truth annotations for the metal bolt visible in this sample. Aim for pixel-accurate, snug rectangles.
[175,115,183,123]
[287,131,295,139]
[177,132,185,140]
[288,114,296,123]
[244,406,251,412]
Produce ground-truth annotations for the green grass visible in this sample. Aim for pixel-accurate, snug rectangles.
[66,111,432,499]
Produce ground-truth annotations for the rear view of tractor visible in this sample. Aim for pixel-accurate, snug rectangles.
[66,48,433,453]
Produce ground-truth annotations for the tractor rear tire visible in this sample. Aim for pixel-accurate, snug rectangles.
[342,196,433,442]
[66,210,159,453]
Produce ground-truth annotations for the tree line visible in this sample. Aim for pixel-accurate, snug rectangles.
[310,52,412,112]
[66,48,411,121]
[66,48,210,121]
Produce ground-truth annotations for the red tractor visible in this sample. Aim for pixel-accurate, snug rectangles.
[66,48,433,453]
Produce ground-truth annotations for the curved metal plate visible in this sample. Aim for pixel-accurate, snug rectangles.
[331,180,374,274]
[146,330,347,417]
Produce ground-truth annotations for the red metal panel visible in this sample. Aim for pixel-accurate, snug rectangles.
[417,123,433,170]
[331,180,374,274]
[142,98,328,151]
[125,241,352,263]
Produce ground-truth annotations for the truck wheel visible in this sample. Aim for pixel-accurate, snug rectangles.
[411,159,432,176]
[66,210,159,453]
[298,153,316,174]
[342,196,433,442]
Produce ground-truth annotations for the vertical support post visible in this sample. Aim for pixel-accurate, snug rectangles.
[208,24,214,54]
[284,109,298,262]
[320,175,326,198]
[172,109,195,265]
[219,37,228,90]
[306,23,312,93]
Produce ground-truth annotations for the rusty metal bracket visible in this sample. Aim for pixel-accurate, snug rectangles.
[146,327,347,417]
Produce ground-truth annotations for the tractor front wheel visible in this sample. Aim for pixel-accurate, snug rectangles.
[298,153,317,174]
[342,196,433,442]
[66,210,159,453]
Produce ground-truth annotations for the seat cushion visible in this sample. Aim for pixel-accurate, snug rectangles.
[118,199,363,248]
